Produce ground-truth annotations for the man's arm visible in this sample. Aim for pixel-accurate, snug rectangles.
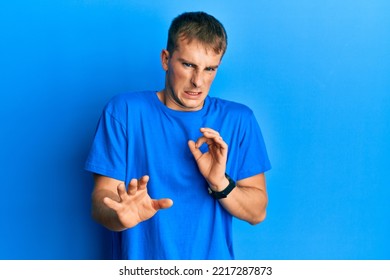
[212,173,268,225]
[188,127,268,225]
[91,174,173,231]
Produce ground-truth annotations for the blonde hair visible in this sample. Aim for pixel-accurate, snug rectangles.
[166,12,228,57]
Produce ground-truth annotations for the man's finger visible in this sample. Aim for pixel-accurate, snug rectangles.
[103,196,121,212]
[138,175,149,190]
[193,136,207,148]
[116,182,128,198]
[210,135,228,149]
[127,179,138,195]
[202,131,224,142]
[188,140,203,160]
[153,198,173,210]
[199,129,226,146]
[200,127,220,136]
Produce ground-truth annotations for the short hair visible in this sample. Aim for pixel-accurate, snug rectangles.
[166,11,228,57]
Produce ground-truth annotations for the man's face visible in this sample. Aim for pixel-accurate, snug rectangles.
[161,39,223,111]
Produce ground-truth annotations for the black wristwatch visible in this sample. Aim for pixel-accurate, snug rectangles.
[208,173,236,199]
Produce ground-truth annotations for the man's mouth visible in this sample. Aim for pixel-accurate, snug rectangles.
[185,91,202,96]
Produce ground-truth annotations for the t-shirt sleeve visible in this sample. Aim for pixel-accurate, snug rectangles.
[236,112,271,180]
[84,106,127,181]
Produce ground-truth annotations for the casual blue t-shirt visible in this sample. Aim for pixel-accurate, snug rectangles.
[85,91,271,259]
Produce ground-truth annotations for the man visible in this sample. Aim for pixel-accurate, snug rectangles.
[85,11,271,259]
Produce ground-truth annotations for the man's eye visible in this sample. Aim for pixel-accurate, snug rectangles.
[183,63,193,68]
[205,67,216,72]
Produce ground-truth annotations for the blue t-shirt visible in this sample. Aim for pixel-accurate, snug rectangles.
[85,91,271,259]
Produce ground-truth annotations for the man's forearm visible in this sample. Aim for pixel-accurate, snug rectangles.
[219,186,268,225]
[210,173,268,225]
[91,189,126,232]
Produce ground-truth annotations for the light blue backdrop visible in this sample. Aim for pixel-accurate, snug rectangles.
[1,1,389,259]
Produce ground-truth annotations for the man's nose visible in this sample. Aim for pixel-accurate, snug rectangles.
[190,71,203,88]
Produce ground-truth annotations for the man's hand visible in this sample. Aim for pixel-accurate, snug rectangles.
[188,128,229,191]
[100,175,173,229]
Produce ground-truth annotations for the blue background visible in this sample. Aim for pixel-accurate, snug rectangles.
[1,0,389,260]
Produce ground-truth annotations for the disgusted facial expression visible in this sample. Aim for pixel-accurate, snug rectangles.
[159,38,223,111]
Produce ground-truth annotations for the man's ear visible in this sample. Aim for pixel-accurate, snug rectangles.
[161,49,170,71]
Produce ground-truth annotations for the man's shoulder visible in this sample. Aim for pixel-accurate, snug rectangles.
[104,91,156,113]
[108,91,155,105]
[208,96,254,116]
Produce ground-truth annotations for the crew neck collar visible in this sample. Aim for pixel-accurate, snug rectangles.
[153,91,210,116]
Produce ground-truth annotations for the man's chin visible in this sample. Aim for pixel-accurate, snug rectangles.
[181,100,205,111]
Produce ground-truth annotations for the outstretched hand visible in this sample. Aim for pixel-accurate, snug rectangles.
[188,128,228,190]
[103,175,173,229]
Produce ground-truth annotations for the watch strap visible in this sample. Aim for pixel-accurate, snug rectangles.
[208,173,236,199]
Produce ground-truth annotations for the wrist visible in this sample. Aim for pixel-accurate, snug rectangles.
[209,176,230,192]
[208,173,236,199]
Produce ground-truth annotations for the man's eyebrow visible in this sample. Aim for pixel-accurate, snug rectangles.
[177,58,220,69]
[178,57,196,65]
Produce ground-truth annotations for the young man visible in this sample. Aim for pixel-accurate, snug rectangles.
[85,11,271,259]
